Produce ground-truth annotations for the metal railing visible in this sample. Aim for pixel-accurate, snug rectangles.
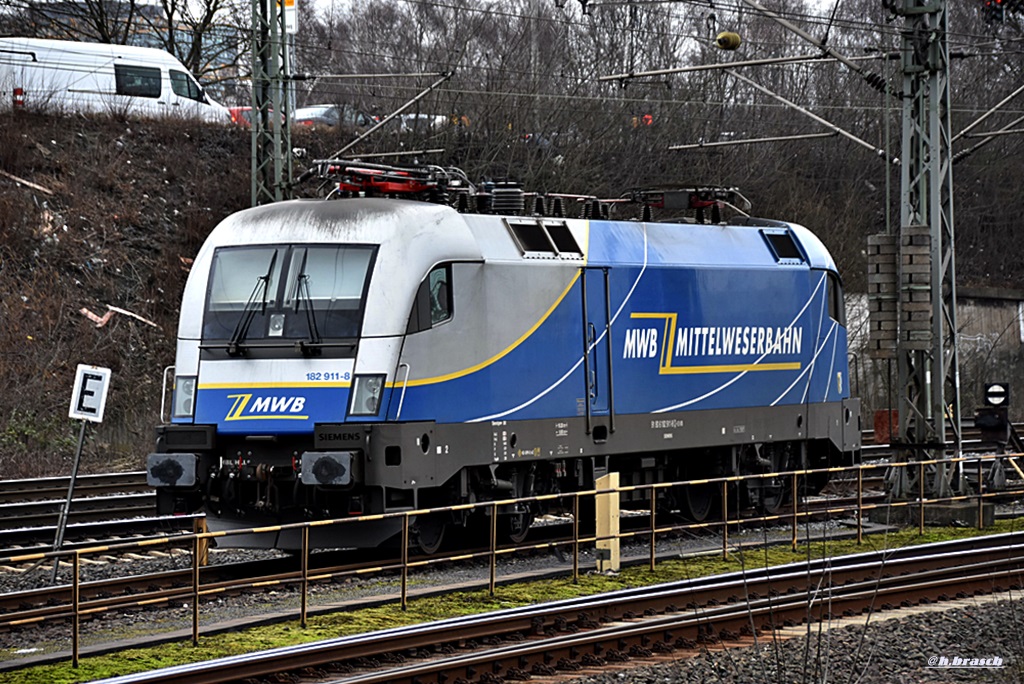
[2,451,1020,667]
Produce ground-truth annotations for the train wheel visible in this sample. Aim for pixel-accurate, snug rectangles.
[681,482,717,522]
[755,478,790,515]
[503,508,534,544]
[413,514,446,555]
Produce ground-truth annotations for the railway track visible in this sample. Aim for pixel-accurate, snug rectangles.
[0,472,153,532]
[0,472,182,551]
[0,472,148,505]
[94,531,1024,684]
[2,462,1022,635]
[0,424,1005,549]
[1,447,1022,672]
[0,543,418,623]
[0,492,885,643]
[0,514,198,554]
[0,493,155,529]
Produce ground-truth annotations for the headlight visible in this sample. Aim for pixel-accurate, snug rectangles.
[173,375,197,418]
[348,374,385,416]
[268,313,285,337]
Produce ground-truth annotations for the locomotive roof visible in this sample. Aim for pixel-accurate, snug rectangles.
[198,198,837,272]
[177,198,838,342]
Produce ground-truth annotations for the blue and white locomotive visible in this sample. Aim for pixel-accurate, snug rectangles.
[147,171,860,551]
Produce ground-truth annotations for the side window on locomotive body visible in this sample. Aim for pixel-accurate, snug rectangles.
[406,264,452,334]
[827,272,846,326]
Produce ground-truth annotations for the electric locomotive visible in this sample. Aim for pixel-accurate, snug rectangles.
[147,167,861,551]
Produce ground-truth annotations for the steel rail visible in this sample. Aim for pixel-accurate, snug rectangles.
[91,533,1024,684]
[0,548,419,626]
[4,451,1024,653]
[0,514,198,551]
[0,493,156,527]
[4,464,1024,632]
[0,472,147,504]
[327,559,1024,684]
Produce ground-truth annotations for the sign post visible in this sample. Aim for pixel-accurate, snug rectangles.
[53,365,111,582]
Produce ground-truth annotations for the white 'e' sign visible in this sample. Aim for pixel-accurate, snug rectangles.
[69,364,111,423]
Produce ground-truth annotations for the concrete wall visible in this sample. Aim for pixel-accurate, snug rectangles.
[848,287,1024,422]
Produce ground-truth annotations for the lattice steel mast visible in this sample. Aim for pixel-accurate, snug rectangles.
[870,0,961,495]
[250,0,292,205]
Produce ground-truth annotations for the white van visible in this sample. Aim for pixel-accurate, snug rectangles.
[0,37,230,123]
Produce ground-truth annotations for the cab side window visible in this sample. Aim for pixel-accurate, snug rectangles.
[407,265,452,333]
[827,272,846,326]
[170,70,206,102]
[428,266,451,325]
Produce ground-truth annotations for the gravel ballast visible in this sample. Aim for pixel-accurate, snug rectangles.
[0,519,857,666]
[567,596,1024,684]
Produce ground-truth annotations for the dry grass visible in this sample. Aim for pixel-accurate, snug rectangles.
[0,110,249,476]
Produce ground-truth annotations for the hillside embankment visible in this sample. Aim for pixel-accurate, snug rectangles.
[0,111,250,476]
[2,107,1023,478]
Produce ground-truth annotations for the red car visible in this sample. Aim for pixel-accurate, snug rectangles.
[228,107,283,127]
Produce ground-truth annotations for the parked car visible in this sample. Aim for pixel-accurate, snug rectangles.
[228,106,284,127]
[293,104,373,129]
[0,37,229,122]
[228,106,253,126]
[398,113,448,133]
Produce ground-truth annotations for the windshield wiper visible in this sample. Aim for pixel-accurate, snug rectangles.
[227,251,278,357]
[293,252,322,357]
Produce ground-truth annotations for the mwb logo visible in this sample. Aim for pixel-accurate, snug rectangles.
[225,393,308,421]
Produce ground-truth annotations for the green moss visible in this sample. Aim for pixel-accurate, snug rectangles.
[5,517,1023,684]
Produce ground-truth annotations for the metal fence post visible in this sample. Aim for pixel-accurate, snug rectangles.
[401,514,410,611]
[918,462,925,535]
[72,551,80,668]
[790,472,799,552]
[977,459,985,530]
[192,535,200,646]
[649,485,656,571]
[301,526,309,627]
[489,501,498,596]
[572,495,580,585]
[857,467,863,544]
[721,481,729,560]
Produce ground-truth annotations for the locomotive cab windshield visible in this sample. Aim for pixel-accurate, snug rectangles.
[201,244,376,356]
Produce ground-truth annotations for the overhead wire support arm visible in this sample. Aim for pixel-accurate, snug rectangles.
[951,81,1024,144]
[736,0,894,95]
[725,70,898,164]
[600,53,886,82]
[953,114,1024,164]
[669,131,837,150]
[288,71,449,81]
[963,127,1024,139]
[339,148,447,160]
[328,71,454,159]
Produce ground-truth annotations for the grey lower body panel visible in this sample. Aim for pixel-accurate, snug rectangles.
[345,400,861,490]
[205,514,404,551]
